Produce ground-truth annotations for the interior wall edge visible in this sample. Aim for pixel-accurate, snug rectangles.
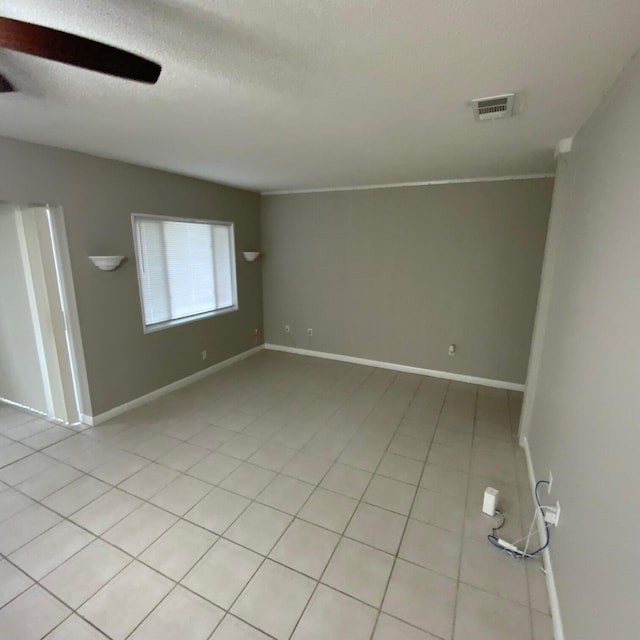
[522,436,566,640]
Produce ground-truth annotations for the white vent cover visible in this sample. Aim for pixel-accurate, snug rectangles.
[471,93,515,121]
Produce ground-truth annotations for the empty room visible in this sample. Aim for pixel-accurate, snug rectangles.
[0,2,638,640]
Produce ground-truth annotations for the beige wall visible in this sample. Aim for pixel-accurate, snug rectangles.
[522,55,640,638]
[0,137,262,416]
[262,179,553,384]
[0,204,48,413]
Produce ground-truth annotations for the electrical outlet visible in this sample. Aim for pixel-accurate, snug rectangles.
[201,350,207,360]
[284,325,290,334]
[544,501,561,526]
[448,344,456,356]
[307,328,313,337]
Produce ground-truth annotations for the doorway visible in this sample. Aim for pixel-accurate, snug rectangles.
[0,202,85,424]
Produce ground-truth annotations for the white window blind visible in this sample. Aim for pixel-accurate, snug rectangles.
[132,214,237,331]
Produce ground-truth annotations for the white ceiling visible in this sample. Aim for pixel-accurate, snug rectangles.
[1,1,640,192]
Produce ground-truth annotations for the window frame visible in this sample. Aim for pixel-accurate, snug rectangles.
[131,212,239,334]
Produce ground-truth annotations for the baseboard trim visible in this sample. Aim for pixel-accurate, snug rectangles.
[82,345,264,426]
[522,436,565,640]
[264,344,525,391]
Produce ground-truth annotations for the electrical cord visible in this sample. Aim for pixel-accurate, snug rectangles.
[487,479,551,559]
[491,510,506,536]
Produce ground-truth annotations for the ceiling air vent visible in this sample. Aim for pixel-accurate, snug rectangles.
[471,93,515,121]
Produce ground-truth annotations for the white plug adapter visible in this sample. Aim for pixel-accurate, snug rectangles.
[483,487,499,516]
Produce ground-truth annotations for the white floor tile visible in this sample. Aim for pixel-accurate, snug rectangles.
[44,614,109,639]
[0,357,540,640]
[225,502,291,554]
[42,475,110,516]
[298,488,357,533]
[411,488,465,533]
[0,585,71,640]
[182,538,262,609]
[270,519,339,579]
[149,474,212,515]
[346,503,407,554]
[320,463,372,499]
[231,560,315,639]
[459,537,528,606]
[257,475,315,514]
[211,615,271,639]
[71,489,142,535]
[79,561,173,640]
[0,558,33,607]
[16,463,82,500]
[322,538,394,607]
[103,503,177,556]
[119,463,179,499]
[156,442,209,471]
[10,520,94,580]
[383,560,457,639]
[220,463,277,499]
[248,442,297,472]
[0,504,61,554]
[399,519,461,579]
[185,487,250,534]
[129,586,224,640]
[453,583,532,640]
[364,475,416,516]
[374,614,440,639]
[42,539,131,608]
[292,584,377,640]
[188,451,242,485]
[140,520,217,580]
[282,452,333,484]
[0,488,34,522]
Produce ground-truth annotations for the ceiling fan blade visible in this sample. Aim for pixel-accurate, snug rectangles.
[0,71,14,92]
[0,17,161,84]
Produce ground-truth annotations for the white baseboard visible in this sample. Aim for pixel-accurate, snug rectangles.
[264,344,525,391]
[82,345,264,426]
[522,437,565,640]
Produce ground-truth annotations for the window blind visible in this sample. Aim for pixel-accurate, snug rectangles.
[133,215,236,329]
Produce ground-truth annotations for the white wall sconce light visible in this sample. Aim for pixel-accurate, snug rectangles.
[89,255,126,271]
[242,251,261,262]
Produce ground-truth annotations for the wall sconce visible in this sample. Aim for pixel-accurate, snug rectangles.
[242,251,261,262]
[89,255,125,271]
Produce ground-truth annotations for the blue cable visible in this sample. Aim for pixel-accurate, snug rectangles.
[487,479,551,559]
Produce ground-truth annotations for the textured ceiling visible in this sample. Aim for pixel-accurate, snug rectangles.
[1,1,640,192]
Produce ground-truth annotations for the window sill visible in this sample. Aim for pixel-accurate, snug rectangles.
[143,305,239,334]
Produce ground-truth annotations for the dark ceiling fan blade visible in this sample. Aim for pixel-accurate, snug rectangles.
[0,17,161,84]
[0,71,14,92]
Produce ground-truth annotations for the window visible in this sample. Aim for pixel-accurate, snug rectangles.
[132,214,237,332]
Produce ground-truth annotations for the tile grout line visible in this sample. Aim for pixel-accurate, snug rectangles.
[366,377,451,640]
[0,361,533,640]
[0,361,343,639]
[122,361,385,640]
[449,383,480,640]
[198,363,387,640]
[1,413,527,601]
[285,370,415,640]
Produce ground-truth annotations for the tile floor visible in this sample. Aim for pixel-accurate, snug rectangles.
[0,351,553,639]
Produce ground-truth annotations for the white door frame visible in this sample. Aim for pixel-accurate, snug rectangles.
[45,205,91,422]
